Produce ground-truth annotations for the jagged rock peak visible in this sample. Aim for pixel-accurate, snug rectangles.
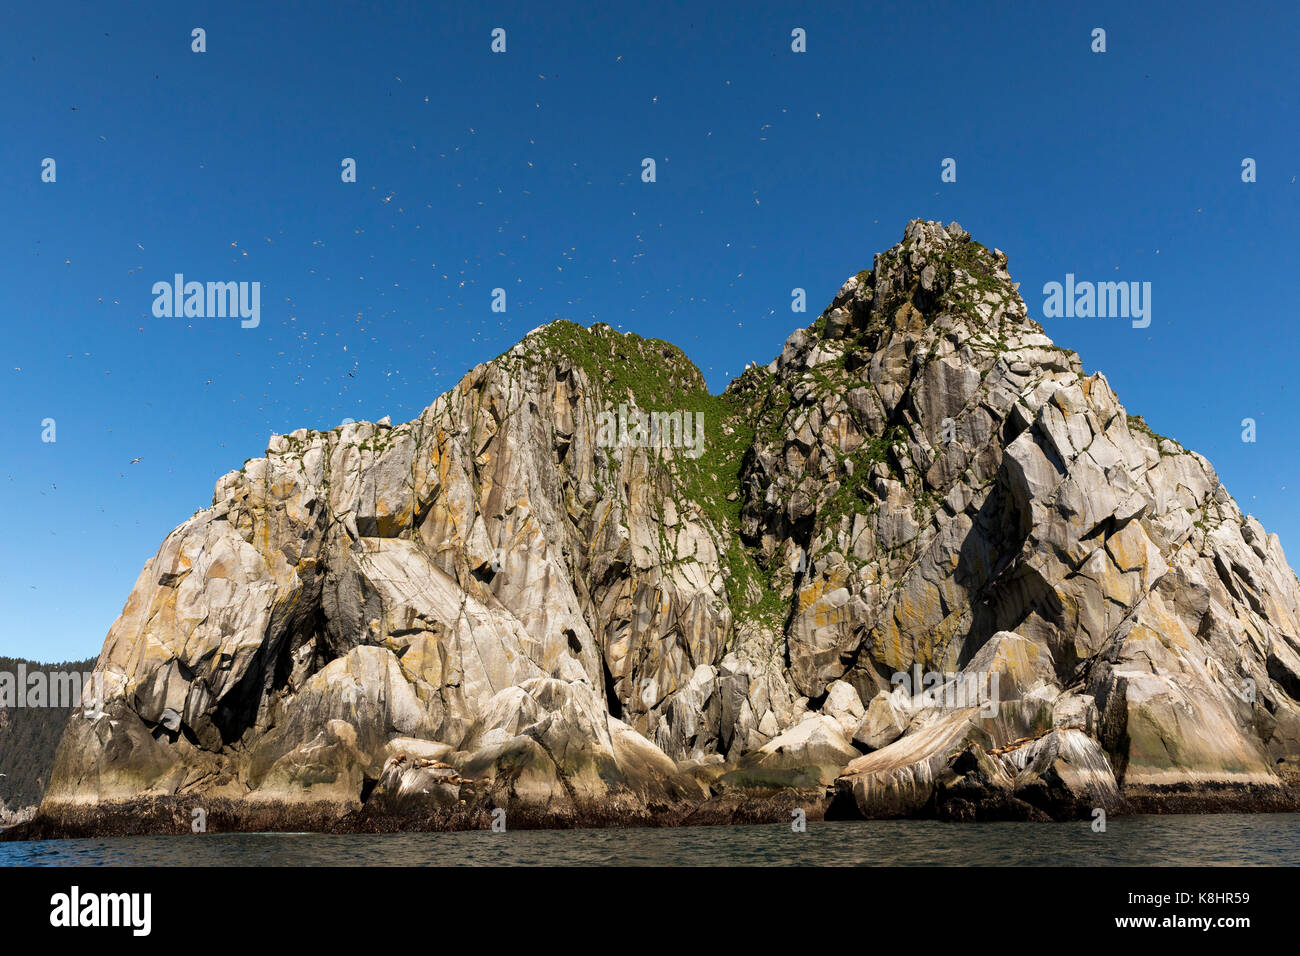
[765,219,1061,382]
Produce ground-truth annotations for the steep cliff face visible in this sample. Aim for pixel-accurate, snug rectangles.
[36,220,1300,831]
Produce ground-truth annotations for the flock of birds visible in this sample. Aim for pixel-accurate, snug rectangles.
[11,49,834,614]
[24,61,831,463]
[9,32,1292,621]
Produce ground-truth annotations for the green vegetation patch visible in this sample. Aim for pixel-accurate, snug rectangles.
[516,321,785,626]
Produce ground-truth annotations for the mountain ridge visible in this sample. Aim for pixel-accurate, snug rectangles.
[13,218,1300,839]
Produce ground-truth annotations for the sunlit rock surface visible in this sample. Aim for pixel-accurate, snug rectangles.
[33,220,1300,834]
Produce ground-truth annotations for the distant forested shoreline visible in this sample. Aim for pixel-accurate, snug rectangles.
[0,657,96,809]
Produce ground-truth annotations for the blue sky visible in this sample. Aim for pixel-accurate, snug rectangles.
[2,1,1297,660]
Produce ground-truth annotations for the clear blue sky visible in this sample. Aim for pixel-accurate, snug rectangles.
[3,1,1297,660]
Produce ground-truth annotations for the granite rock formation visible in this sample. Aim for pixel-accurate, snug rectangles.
[28,220,1300,835]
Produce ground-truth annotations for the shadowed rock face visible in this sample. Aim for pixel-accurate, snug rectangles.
[36,220,1300,831]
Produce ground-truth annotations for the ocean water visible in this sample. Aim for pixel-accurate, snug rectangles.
[1,814,1297,866]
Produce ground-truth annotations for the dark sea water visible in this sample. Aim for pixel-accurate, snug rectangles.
[2,814,1297,866]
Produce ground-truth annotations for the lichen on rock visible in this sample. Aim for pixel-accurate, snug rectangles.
[28,220,1300,834]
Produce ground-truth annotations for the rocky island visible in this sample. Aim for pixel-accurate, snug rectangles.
[12,220,1300,838]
